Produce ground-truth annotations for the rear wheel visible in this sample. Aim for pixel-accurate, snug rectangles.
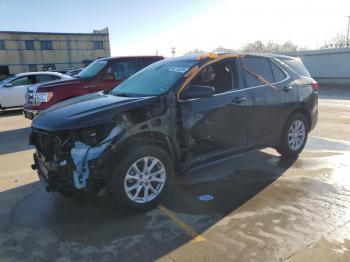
[108,145,174,212]
[277,113,308,157]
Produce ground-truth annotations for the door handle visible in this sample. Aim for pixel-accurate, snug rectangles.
[232,97,247,104]
[282,86,293,92]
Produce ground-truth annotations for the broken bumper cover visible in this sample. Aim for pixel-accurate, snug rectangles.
[30,124,124,194]
[33,152,76,193]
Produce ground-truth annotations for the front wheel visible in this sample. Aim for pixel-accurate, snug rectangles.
[277,113,309,157]
[108,145,174,212]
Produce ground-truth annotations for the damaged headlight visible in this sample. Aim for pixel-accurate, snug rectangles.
[77,123,116,146]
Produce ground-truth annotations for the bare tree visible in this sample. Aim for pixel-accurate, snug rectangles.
[322,33,348,49]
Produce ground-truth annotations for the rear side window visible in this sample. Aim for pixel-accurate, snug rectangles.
[270,61,286,82]
[107,60,139,80]
[139,59,160,69]
[280,58,310,77]
[242,57,274,87]
[36,74,59,83]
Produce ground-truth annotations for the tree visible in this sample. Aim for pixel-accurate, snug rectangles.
[242,40,299,53]
[183,48,206,55]
[212,46,236,53]
[322,33,348,49]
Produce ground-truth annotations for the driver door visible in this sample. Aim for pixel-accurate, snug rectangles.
[179,58,249,158]
[1,75,35,107]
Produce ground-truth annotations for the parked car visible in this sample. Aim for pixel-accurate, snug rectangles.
[30,53,318,212]
[65,68,84,78]
[23,56,164,119]
[0,72,71,110]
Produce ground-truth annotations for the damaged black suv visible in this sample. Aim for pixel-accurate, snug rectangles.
[30,53,318,212]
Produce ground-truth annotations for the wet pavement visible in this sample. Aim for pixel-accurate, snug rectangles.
[0,92,350,261]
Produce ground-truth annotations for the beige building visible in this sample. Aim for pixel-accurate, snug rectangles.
[0,28,110,76]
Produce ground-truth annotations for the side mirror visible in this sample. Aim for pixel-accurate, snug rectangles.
[4,83,13,87]
[181,85,215,100]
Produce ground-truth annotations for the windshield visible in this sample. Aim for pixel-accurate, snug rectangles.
[112,60,196,96]
[77,60,108,78]
[0,76,15,85]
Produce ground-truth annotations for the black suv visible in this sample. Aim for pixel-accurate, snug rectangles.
[30,53,318,212]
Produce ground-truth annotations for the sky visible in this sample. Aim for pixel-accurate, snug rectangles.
[0,0,350,57]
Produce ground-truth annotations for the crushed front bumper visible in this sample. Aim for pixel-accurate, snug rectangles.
[32,152,76,193]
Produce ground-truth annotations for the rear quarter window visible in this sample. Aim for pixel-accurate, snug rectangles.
[280,58,310,77]
[242,57,274,87]
[270,60,287,82]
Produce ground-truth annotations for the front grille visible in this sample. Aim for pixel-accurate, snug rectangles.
[31,129,54,160]
[25,89,35,104]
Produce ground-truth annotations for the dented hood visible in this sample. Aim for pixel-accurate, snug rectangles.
[32,92,158,131]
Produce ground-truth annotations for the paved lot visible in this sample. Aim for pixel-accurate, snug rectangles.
[1,89,350,261]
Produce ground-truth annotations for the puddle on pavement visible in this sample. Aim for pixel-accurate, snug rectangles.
[1,135,350,261]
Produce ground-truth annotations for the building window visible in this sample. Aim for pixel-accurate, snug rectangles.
[94,41,104,49]
[25,40,35,50]
[42,64,56,71]
[40,40,53,50]
[0,40,5,50]
[28,64,37,72]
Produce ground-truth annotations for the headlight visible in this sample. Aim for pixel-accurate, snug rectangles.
[35,92,53,105]
[77,123,116,146]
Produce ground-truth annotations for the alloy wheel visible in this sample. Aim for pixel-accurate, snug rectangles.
[124,157,166,204]
[287,120,306,151]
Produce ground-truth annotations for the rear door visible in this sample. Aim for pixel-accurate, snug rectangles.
[240,56,295,143]
[179,58,250,158]
[1,75,35,107]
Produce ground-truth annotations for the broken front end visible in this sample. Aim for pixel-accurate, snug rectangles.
[30,123,124,197]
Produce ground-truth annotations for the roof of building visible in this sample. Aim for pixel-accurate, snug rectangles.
[0,30,108,36]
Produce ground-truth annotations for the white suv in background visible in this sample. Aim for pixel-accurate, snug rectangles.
[0,72,71,109]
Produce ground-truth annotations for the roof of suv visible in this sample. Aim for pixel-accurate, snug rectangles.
[174,52,296,62]
[100,56,164,61]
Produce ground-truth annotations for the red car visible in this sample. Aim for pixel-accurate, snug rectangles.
[24,56,163,119]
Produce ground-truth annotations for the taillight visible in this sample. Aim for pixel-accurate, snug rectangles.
[311,80,319,91]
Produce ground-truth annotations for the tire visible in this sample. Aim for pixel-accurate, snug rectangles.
[277,113,309,157]
[108,145,174,212]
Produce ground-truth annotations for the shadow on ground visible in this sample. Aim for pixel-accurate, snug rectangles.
[0,109,23,118]
[0,127,32,155]
[0,150,296,261]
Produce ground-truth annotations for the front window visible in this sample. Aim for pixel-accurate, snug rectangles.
[112,60,196,96]
[77,60,108,78]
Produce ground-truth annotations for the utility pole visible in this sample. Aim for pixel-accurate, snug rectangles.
[171,47,176,58]
[347,16,350,48]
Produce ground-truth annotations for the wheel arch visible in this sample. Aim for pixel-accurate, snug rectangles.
[109,131,179,169]
[287,107,311,130]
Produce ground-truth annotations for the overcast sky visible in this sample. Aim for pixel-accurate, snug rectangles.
[1,0,349,57]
